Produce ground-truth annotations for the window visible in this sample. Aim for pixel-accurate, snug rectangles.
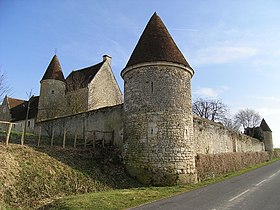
[185,128,188,142]
[151,81,154,93]
[27,121,31,127]
[51,90,54,94]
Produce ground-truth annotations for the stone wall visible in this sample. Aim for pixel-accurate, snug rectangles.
[193,115,264,154]
[12,119,35,133]
[35,104,123,147]
[88,59,123,111]
[0,97,11,122]
[66,87,88,114]
[122,62,197,186]
[37,79,66,121]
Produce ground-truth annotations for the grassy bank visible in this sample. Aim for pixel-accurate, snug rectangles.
[47,157,280,210]
[0,143,140,209]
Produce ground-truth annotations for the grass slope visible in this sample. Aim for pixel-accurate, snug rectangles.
[47,158,280,210]
[0,143,140,209]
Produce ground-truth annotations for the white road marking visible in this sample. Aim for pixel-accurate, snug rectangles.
[256,179,267,186]
[229,189,250,202]
[269,173,277,178]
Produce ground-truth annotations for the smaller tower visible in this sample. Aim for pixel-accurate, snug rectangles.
[260,119,273,151]
[37,55,66,121]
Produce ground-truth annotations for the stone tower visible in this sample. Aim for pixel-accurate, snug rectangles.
[37,55,66,121]
[260,119,273,151]
[121,13,197,185]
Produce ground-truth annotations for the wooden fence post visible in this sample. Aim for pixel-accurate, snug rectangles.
[37,126,41,147]
[111,130,114,145]
[84,135,87,148]
[5,123,12,146]
[20,126,24,145]
[51,129,54,147]
[63,128,66,149]
[74,131,77,148]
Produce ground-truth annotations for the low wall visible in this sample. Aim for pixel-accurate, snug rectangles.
[193,116,264,154]
[196,152,269,181]
[35,104,123,147]
[267,149,280,159]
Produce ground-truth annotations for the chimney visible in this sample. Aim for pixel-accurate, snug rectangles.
[103,55,112,65]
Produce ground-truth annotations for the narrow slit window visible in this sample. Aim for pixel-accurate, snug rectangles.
[151,81,154,93]
[151,128,153,134]
[185,129,188,141]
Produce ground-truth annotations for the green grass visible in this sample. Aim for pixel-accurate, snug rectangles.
[48,157,280,210]
[0,144,140,209]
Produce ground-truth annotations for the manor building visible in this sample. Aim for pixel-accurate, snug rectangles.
[0,13,273,185]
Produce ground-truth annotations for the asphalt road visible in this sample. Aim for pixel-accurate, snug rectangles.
[132,160,280,210]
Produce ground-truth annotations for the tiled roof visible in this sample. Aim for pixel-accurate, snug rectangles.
[8,96,39,122]
[125,12,191,69]
[7,97,25,109]
[260,119,272,132]
[41,55,65,82]
[66,61,104,91]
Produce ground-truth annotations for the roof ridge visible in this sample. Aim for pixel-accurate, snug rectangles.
[66,61,105,91]
[70,60,105,74]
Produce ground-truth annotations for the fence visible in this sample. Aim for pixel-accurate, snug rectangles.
[1,123,114,150]
[0,121,16,145]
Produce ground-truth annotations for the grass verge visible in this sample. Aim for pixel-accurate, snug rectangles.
[47,157,280,210]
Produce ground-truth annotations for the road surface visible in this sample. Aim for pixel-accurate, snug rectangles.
[132,160,280,210]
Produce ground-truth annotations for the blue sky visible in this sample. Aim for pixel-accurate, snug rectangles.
[1,0,279,147]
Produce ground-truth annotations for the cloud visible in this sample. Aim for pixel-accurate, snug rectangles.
[194,86,228,98]
[250,96,280,103]
[191,46,258,66]
[256,107,280,116]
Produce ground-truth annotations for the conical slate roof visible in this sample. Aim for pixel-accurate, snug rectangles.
[125,12,191,69]
[41,55,65,82]
[260,119,272,132]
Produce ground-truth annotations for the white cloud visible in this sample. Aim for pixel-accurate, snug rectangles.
[255,107,280,117]
[251,96,280,103]
[191,46,258,66]
[194,86,228,98]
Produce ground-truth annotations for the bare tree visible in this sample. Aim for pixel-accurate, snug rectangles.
[221,117,240,132]
[234,108,261,131]
[192,98,228,122]
[66,73,88,115]
[21,90,34,144]
[0,69,12,102]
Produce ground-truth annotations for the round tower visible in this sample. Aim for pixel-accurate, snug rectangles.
[121,13,197,185]
[37,55,66,121]
[260,119,273,151]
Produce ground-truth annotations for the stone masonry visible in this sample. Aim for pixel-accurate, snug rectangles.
[122,63,197,185]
